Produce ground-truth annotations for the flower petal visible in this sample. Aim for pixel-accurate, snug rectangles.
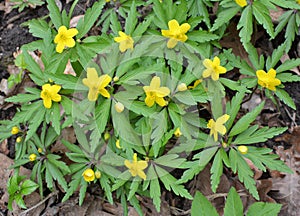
[51,85,61,94]
[145,95,155,107]
[203,59,213,69]
[216,66,227,74]
[155,87,170,97]
[155,96,167,107]
[202,69,212,78]
[124,160,132,169]
[137,170,146,180]
[65,38,76,48]
[43,97,52,109]
[168,19,180,30]
[98,74,112,89]
[56,43,65,53]
[51,94,61,102]
[87,89,99,101]
[161,30,171,37]
[267,68,276,78]
[58,26,67,33]
[66,28,78,38]
[167,38,178,48]
[114,36,123,42]
[99,89,110,98]
[216,114,230,124]
[180,23,191,33]
[212,56,220,66]
[215,124,227,135]
[211,71,219,81]
[256,70,267,80]
[150,76,161,89]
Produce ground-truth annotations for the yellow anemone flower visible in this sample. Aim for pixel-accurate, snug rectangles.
[40,84,62,109]
[143,76,170,107]
[29,153,37,162]
[161,19,190,48]
[11,126,19,135]
[82,68,112,101]
[207,114,230,142]
[235,0,247,7]
[124,153,148,180]
[82,168,95,182]
[202,56,227,81]
[256,68,281,91]
[54,26,78,53]
[238,145,248,154]
[95,170,101,179]
[114,31,134,52]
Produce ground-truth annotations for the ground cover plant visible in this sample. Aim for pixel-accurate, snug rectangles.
[1,0,300,215]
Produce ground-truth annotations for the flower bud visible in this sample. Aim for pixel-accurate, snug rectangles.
[104,132,110,141]
[116,139,121,149]
[38,148,43,153]
[29,153,37,161]
[115,102,124,113]
[238,145,248,154]
[95,170,101,179]
[177,83,187,92]
[82,168,95,182]
[174,128,182,137]
[11,126,19,135]
[113,76,119,82]
[16,137,22,143]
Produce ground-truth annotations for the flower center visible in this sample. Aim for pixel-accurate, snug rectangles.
[42,90,50,98]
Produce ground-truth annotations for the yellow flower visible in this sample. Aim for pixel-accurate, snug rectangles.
[116,139,121,149]
[202,56,227,81]
[161,19,190,48]
[256,68,281,91]
[115,102,125,113]
[40,84,62,109]
[174,128,182,137]
[143,76,170,107]
[238,145,248,154]
[188,79,202,89]
[82,168,95,182]
[124,153,148,180]
[11,126,19,135]
[95,170,101,179]
[114,31,134,52]
[54,26,78,53]
[235,0,247,7]
[38,148,43,153]
[298,0,300,4]
[207,114,230,142]
[82,68,112,101]
[16,137,22,143]
[177,83,187,92]
[29,153,37,162]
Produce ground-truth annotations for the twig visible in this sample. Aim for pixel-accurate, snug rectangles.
[19,191,59,216]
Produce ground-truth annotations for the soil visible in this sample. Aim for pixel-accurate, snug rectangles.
[0,2,299,216]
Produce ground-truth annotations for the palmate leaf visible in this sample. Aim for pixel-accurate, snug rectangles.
[244,147,293,173]
[229,149,259,199]
[233,126,287,145]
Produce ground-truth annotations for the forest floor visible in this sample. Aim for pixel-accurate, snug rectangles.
[0,1,300,216]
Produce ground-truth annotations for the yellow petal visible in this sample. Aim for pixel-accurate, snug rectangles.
[51,85,61,94]
[216,66,227,74]
[155,87,170,97]
[137,170,146,180]
[143,86,151,93]
[213,131,218,142]
[124,160,132,169]
[51,94,61,102]
[98,74,112,89]
[180,23,191,33]
[56,43,65,53]
[150,76,161,89]
[155,96,167,107]
[65,38,76,48]
[43,97,52,109]
[65,28,78,38]
[202,69,212,78]
[168,19,180,30]
[161,30,171,37]
[256,70,267,80]
[216,114,230,124]
[212,56,220,66]
[145,95,155,107]
[114,36,123,42]
[215,124,227,135]
[87,89,99,101]
[137,161,148,170]
[207,119,214,129]
[267,68,276,78]
[203,59,213,70]
[167,38,178,48]
[99,88,110,98]
[58,26,67,33]
[118,31,127,37]
[211,71,219,81]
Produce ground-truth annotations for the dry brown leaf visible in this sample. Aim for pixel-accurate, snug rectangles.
[0,139,9,155]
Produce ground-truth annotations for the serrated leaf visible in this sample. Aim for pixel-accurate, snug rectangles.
[154,154,186,168]
[210,150,223,193]
[5,93,40,103]
[46,0,62,29]
[275,88,296,110]
[234,126,287,145]
[237,5,253,50]
[266,43,286,69]
[247,202,281,216]
[20,179,38,196]
[127,180,140,201]
[95,99,111,135]
[224,187,243,216]
[79,180,87,206]
[229,102,265,137]
[76,1,105,39]
[226,90,245,130]
[211,6,240,31]
[276,58,300,73]
[252,2,274,38]
[125,1,137,35]
[191,191,218,216]
[188,30,219,43]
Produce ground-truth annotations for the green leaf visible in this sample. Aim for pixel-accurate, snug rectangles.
[234,126,287,145]
[191,191,218,216]
[275,88,296,110]
[99,174,113,204]
[276,73,300,82]
[5,93,40,103]
[223,187,243,216]
[25,105,46,141]
[51,102,61,135]
[247,202,281,216]
[211,6,240,32]
[225,90,245,130]
[237,5,253,50]
[79,180,87,206]
[125,1,137,35]
[20,179,39,195]
[266,43,286,69]
[188,30,219,43]
[47,154,71,173]
[148,165,161,212]
[15,194,27,209]
[95,99,111,135]
[154,154,185,168]
[46,0,62,29]
[210,150,223,193]
[252,2,275,38]
[127,180,140,201]
[26,18,50,39]
[45,161,68,191]
[76,1,105,39]
[276,58,300,73]
[229,102,265,137]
